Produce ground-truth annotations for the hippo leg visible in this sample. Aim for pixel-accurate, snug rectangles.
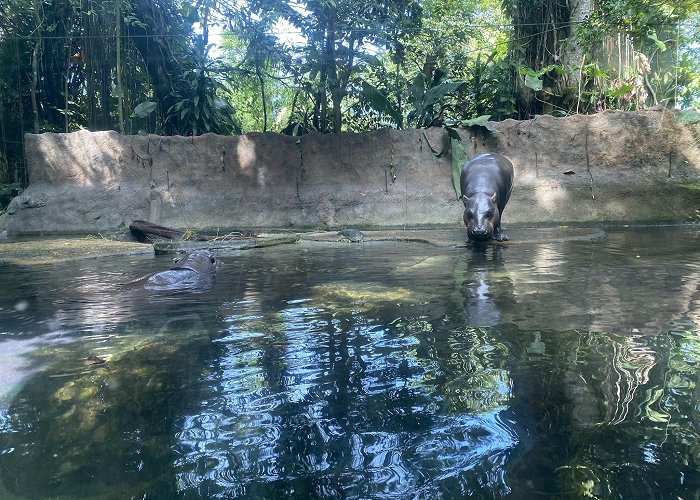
[493,226,508,242]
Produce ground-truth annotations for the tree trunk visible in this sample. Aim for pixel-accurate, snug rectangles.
[129,220,254,241]
[508,0,572,118]
[331,32,356,134]
[30,41,41,133]
[116,0,125,134]
[256,66,268,132]
[64,19,72,132]
[30,0,42,133]
[324,7,341,133]
[560,0,594,87]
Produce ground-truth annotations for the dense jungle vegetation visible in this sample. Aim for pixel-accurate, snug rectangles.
[0,0,699,200]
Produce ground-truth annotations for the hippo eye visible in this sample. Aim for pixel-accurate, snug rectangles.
[485,210,494,219]
[210,256,216,263]
[466,210,474,219]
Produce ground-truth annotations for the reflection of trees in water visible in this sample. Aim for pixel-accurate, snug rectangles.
[504,231,700,334]
[526,327,700,496]
[453,246,517,329]
[3,236,700,497]
[419,325,512,415]
[683,267,700,331]
[567,334,659,426]
[173,253,520,497]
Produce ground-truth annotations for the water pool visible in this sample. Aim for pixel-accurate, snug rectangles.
[0,226,699,498]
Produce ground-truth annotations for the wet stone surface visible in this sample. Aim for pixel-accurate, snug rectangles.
[0,227,606,264]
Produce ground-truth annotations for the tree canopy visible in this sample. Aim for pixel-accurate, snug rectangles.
[0,0,699,193]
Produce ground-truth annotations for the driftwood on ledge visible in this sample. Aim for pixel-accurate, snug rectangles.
[129,220,255,242]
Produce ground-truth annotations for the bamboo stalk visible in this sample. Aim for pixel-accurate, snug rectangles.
[30,0,42,133]
[116,0,125,134]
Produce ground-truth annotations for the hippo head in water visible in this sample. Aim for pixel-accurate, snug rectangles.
[171,249,221,274]
[463,192,502,242]
[128,249,221,292]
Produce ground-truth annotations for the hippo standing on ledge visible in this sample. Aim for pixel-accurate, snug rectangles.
[460,153,514,242]
[127,249,221,292]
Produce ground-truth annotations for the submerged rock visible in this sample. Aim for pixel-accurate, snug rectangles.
[338,229,364,242]
[84,355,105,366]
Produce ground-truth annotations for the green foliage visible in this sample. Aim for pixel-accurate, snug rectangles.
[519,65,566,93]
[572,0,700,110]
[361,82,403,128]
[450,137,467,200]
[0,183,21,211]
[240,0,423,133]
[674,109,700,124]
[578,0,698,47]
[131,101,157,119]
[221,8,298,134]
[166,46,240,136]
[606,85,635,99]
[677,18,700,108]
[401,0,514,121]
[456,115,498,132]
[408,76,469,128]
[225,8,282,132]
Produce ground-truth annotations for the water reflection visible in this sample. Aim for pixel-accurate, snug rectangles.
[176,309,519,498]
[0,228,699,497]
[456,246,514,328]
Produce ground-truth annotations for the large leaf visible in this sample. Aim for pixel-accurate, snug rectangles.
[674,109,700,125]
[524,73,543,91]
[607,85,634,98]
[414,81,468,118]
[362,82,403,127]
[450,137,467,200]
[410,72,427,106]
[581,64,608,78]
[460,115,497,132]
[647,31,667,52]
[131,101,157,119]
[520,64,563,91]
[541,64,565,75]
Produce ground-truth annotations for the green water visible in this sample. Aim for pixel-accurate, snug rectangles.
[0,227,699,498]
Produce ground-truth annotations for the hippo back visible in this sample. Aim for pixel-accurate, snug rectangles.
[125,249,221,292]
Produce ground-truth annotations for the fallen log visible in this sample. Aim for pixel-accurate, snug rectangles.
[129,220,255,242]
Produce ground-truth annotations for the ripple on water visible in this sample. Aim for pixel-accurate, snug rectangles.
[1,232,700,498]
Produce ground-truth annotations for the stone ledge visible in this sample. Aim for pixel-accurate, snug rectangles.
[0,227,611,265]
[0,238,154,265]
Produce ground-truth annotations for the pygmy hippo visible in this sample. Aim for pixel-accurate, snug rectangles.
[460,153,514,242]
[128,249,221,292]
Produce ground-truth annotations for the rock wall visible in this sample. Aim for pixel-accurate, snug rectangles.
[2,107,699,235]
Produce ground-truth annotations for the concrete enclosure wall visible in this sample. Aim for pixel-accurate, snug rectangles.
[2,107,699,235]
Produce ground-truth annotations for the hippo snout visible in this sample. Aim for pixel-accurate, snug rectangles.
[468,228,492,241]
